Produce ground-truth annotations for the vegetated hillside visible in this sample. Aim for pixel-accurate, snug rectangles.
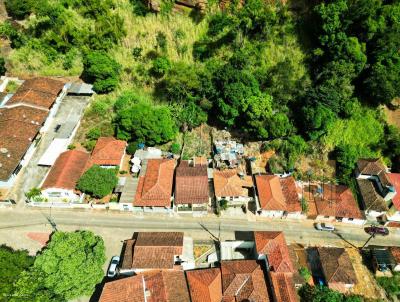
[2,0,400,184]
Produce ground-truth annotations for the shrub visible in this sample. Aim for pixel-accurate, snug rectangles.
[220,199,228,210]
[86,127,101,141]
[170,143,181,154]
[126,141,139,155]
[5,0,33,20]
[298,267,311,282]
[151,56,171,76]
[76,165,118,198]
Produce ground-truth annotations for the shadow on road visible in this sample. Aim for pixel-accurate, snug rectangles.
[332,231,359,249]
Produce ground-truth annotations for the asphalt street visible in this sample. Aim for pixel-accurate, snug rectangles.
[1,207,399,248]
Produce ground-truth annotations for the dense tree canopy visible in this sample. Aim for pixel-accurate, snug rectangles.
[115,101,177,145]
[12,231,105,301]
[0,245,34,300]
[76,165,118,198]
[82,51,121,93]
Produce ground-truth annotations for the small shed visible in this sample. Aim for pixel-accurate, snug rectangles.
[67,83,94,96]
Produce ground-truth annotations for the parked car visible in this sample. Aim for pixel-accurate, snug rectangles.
[315,223,335,232]
[54,124,61,132]
[364,226,389,236]
[107,256,120,278]
[0,199,16,204]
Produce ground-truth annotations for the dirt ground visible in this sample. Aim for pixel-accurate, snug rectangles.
[346,247,388,301]
[182,124,212,159]
[384,100,400,129]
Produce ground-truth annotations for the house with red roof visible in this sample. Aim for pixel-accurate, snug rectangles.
[86,137,126,169]
[255,175,304,219]
[314,184,365,225]
[186,267,222,302]
[386,173,400,223]
[133,158,175,212]
[174,160,210,215]
[40,150,90,202]
[119,232,194,274]
[254,231,298,302]
[99,270,190,302]
[0,77,66,188]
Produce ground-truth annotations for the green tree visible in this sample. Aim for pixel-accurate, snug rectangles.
[11,269,64,302]
[151,56,171,77]
[25,187,43,202]
[0,245,34,301]
[170,143,180,154]
[115,101,177,145]
[76,165,118,198]
[298,266,311,282]
[5,0,33,20]
[21,231,105,301]
[82,51,121,93]
[298,284,362,302]
[377,272,400,298]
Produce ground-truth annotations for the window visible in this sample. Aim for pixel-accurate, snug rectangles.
[48,192,61,197]
[324,216,330,219]
[348,218,354,221]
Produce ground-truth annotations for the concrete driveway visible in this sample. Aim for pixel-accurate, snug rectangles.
[8,96,90,207]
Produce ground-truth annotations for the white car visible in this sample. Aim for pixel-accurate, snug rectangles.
[107,256,120,278]
[315,223,335,232]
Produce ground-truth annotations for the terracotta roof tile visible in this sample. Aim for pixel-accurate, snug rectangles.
[143,270,190,302]
[126,232,184,270]
[99,275,145,302]
[0,119,42,181]
[0,105,48,125]
[254,231,294,273]
[88,137,126,167]
[134,159,175,207]
[213,169,253,198]
[7,89,56,109]
[387,173,400,210]
[358,158,386,175]
[20,77,65,95]
[186,268,222,302]
[315,184,364,219]
[270,272,298,302]
[317,247,357,285]
[41,150,90,190]
[357,179,389,212]
[175,163,209,204]
[221,260,270,302]
[255,175,301,212]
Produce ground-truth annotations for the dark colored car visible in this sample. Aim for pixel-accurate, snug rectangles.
[54,124,61,132]
[364,226,389,236]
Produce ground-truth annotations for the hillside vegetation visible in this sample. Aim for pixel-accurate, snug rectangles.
[2,0,400,184]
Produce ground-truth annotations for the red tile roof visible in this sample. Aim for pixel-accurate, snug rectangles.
[221,260,270,302]
[255,175,301,212]
[127,232,184,270]
[254,231,294,273]
[88,137,126,167]
[175,163,209,204]
[186,268,222,302]
[213,169,253,198]
[21,77,65,95]
[317,247,357,286]
[315,184,364,219]
[143,270,190,302]
[270,272,298,302]
[134,159,175,207]
[99,275,145,302]
[388,173,400,210]
[0,105,48,125]
[41,150,90,190]
[0,119,43,181]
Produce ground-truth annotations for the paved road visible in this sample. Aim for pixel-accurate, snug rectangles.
[1,207,399,248]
